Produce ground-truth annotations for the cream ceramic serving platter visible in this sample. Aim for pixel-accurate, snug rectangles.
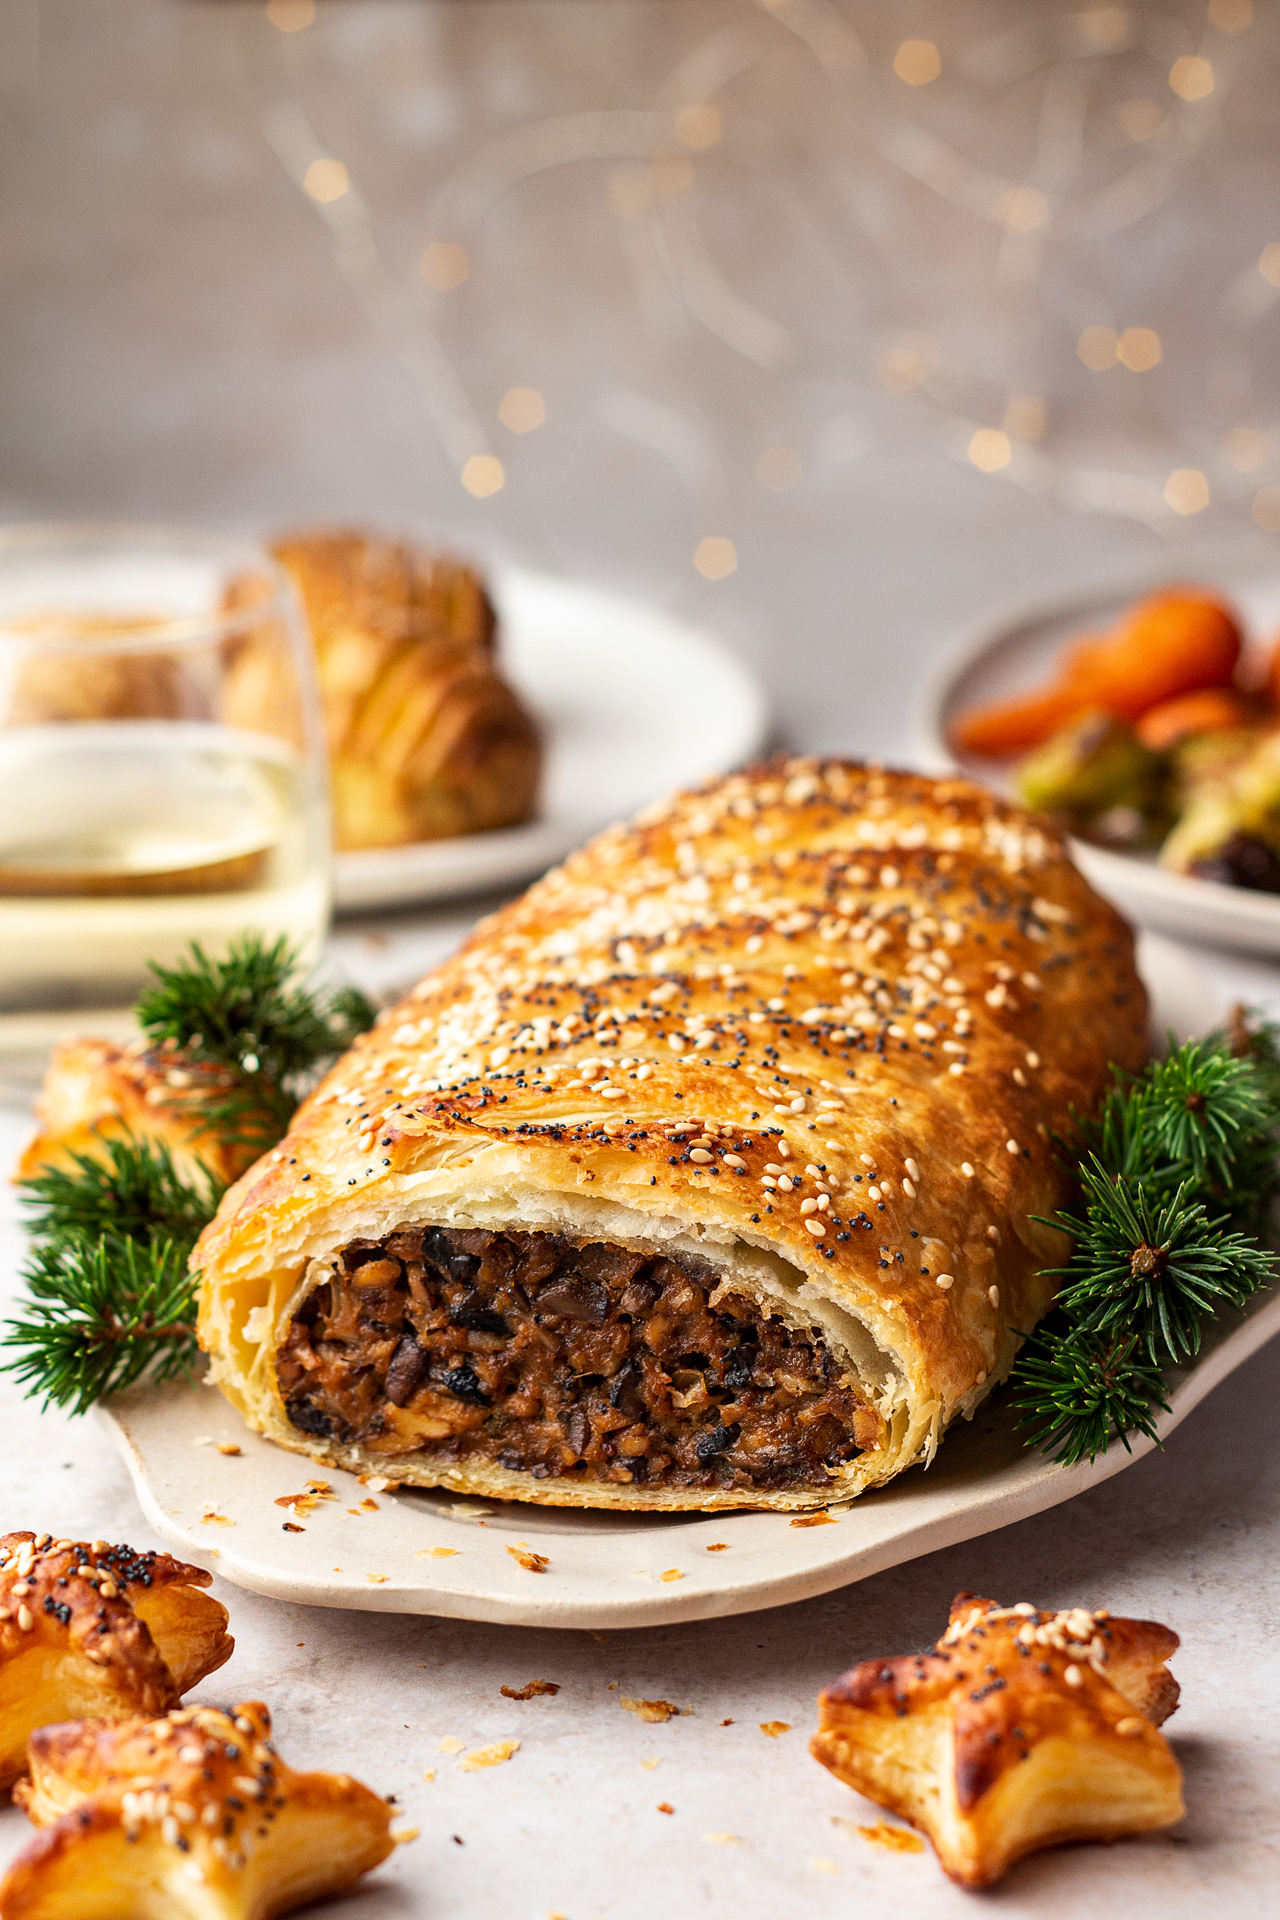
[913,548,1280,955]
[93,935,1277,1631]
[332,569,769,913]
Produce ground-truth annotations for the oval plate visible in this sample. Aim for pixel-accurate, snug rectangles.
[913,550,1280,954]
[94,937,1272,1630]
[333,569,768,912]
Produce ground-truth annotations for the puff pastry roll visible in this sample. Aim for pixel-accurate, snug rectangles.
[0,1533,232,1790]
[222,528,541,851]
[196,759,1147,1511]
[4,1700,395,1919]
[17,1038,256,1188]
[811,1591,1185,1886]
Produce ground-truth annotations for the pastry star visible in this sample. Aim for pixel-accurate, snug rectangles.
[811,1591,1184,1886]
[4,1700,395,1919]
[0,1532,232,1789]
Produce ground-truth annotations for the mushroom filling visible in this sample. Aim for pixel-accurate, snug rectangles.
[275,1226,883,1491]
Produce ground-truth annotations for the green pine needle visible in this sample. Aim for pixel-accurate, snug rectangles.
[1049,1165,1277,1364]
[1011,1326,1169,1467]
[19,1135,225,1257]
[2,1236,200,1416]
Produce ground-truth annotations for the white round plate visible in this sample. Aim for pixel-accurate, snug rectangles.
[333,569,768,912]
[94,936,1260,1631]
[913,549,1280,954]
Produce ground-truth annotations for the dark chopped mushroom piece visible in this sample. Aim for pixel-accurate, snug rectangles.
[275,1226,882,1491]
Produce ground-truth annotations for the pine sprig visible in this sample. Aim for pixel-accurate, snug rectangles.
[1015,1006,1280,1464]
[2,1237,200,1415]
[1011,1327,1168,1468]
[136,935,376,1153]
[19,1135,225,1256]
[3,934,377,1415]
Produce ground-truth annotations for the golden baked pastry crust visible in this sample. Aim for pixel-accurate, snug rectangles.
[811,1591,1185,1887]
[0,1533,232,1791]
[195,758,1147,1511]
[4,1700,395,1919]
[17,1039,256,1188]
[222,528,540,851]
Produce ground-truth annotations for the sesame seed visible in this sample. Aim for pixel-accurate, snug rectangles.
[1064,1665,1083,1688]
[975,1369,986,1384]
[867,1185,882,1201]
[860,1153,875,1167]
[901,1178,916,1199]
[1114,1717,1144,1736]
[936,1274,954,1290]
[1026,1050,1040,1068]
[988,1286,999,1308]
[949,1063,965,1076]
[905,1158,920,1181]
[1006,1139,1019,1154]
[761,1177,777,1189]
[801,1198,818,1215]
[723,1153,746,1170]
[689,1148,713,1164]
[599,1086,628,1101]
[961,1162,975,1177]
[16,1606,32,1631]
[777,1175,794,1193]
[804,1218,826,1237]
[987,1225,1000,1242]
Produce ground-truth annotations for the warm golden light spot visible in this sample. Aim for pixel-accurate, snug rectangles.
[1164,468,1210,515]
[694,537,738,581]
[893,39,941,86]
[1252,487,1280,532]
[267,0,315,29]
[651,153,694,196]
[1078,7,1130,50]
[968,429,1012,475]
[1169,55,1214,100]
[675,103,723,151]
[1258,242,1280,289]
[419,241,469,291]
[997,187,1048,233]
[302,158,348,204]
[498,388,545,434]
[1117,327,1162,372]
[1118,98,1164,141]
[1003,395,1048,443]
[1223,427,1272,471]
[1209,0,1253,31]
[756,446,802,490]
[461,455,505,499]
[1077,326,1119,371]
[608,172,653,220]
[877,339,930,394]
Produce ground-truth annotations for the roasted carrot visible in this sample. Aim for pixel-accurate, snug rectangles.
[1135,686,1255,751]
[951,589,1243,758]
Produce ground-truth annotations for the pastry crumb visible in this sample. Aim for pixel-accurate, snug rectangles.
[419,1546,458,1559]
[282,1521,304,1533]
[620,1697,682,1724]
[760,1721,791,1738]
[857,1822,924,1854]
[702,1832,744,1846]
[706,1542,729,1552]
[810,1855,839,1875]
[506,1543,549,1574]
[656,1802,675,1815]
[459,1738,520,1772]
[437,1737,464,1754]
[391,1825,420,1845]
[790,1512,836,1528]
[198,1508,234,1527]
[639,1757,662,1771]
[215,1442,242,1455]
[720,1719,734,1727]
[361,1473,393,1491]
[501,1680,560,1700]
[365,1572,388,1584]
[423,1769,436,1782]
[659,1568,683,1583]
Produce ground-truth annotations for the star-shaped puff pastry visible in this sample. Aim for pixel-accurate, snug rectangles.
[0,1532,233,1789]
[811,1591,1184,1887]
[3,1700,396,1918]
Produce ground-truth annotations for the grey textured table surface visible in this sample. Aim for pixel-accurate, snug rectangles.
[5,2,1280,1912]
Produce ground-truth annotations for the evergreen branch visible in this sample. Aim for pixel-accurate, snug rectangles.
[18,1135,224,1257]
[2,1237,200,1416]
[1011,1326,1168,1467]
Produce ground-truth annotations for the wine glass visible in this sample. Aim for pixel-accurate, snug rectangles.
[0,522,331,1076]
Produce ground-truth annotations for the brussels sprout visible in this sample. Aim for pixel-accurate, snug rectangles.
[1161,729,1280,892]
[1014,712,1167,845]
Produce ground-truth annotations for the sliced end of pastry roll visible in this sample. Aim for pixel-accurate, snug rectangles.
[811,1591,1185,1887]
[17,1038,256,1188]
[196,759,1147,1511]
[0,1534,233,1790]
[4,1701,395,1920]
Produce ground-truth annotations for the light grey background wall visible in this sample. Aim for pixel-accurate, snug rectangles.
[4,0,1279,756]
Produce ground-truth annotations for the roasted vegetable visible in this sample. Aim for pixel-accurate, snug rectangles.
[1015,712,1167,846]
[1162,730,1280,891]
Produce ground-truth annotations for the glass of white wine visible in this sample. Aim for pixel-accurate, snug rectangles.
[0,522,331,1068]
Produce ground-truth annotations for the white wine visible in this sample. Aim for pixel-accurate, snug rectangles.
[0,722,330,1012]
